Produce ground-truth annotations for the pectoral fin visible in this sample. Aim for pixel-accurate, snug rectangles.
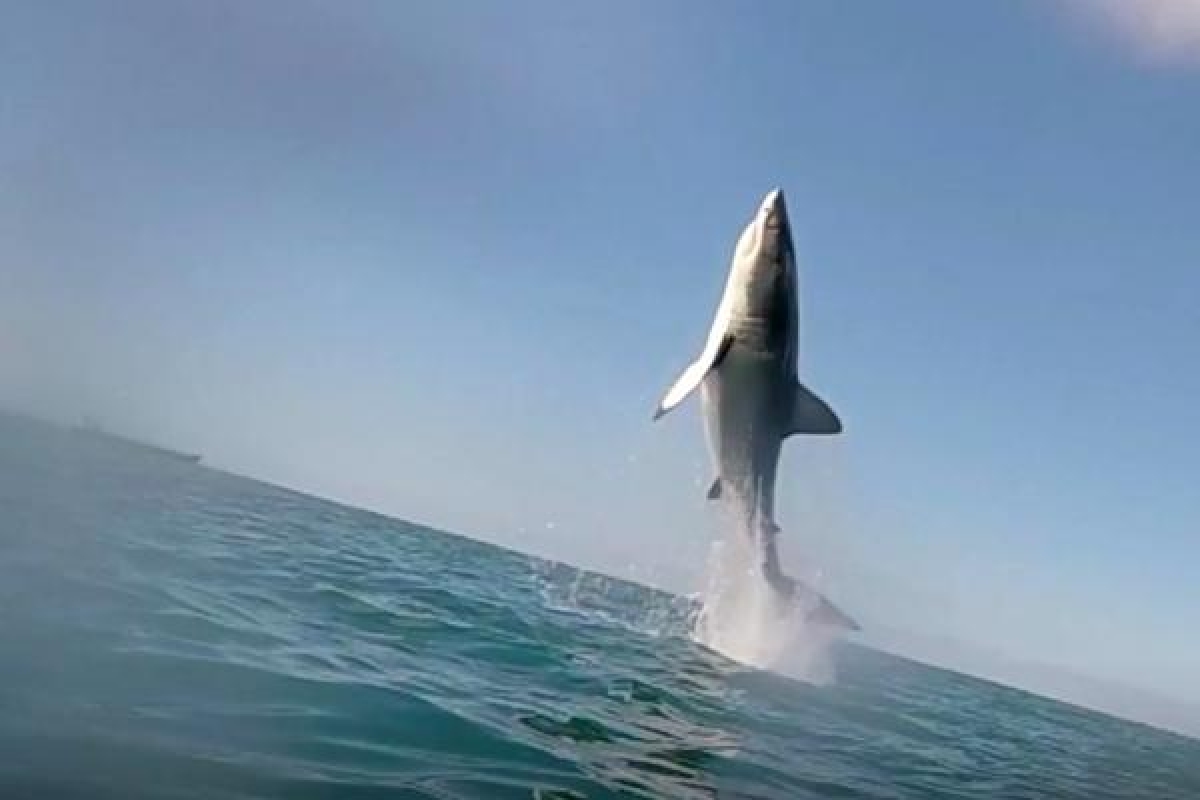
[653,334,734,420]
[786,382,842,435]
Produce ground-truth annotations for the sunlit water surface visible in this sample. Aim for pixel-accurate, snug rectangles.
[2,414,1198,799]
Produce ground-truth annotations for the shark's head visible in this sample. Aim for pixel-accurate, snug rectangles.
[729,188,797,322]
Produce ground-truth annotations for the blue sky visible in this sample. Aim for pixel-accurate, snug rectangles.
[2,1,1198,726]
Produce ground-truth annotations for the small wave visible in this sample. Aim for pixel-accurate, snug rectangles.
[4,413,1200,799]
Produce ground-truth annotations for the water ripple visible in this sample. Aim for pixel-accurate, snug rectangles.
[2,418,1199,799]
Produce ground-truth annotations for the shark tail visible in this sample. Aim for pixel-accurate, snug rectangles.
[760,523,860,632]
[800,588,861,631]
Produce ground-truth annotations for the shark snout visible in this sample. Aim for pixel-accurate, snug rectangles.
[761,187,788,231]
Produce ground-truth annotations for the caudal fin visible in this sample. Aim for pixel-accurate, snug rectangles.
[760,530,859,632]
[802,589,861,631]
[761,571,860,632]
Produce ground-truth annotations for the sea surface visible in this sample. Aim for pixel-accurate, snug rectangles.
[2,413,1198,800]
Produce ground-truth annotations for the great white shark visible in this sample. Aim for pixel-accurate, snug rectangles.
[654,188,859,632]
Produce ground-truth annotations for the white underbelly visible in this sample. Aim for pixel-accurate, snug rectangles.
[701,347,783,516]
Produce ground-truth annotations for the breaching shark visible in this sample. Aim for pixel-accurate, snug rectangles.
[654,188,859,632]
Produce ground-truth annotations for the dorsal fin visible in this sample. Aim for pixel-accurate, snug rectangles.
[786,382,842,435]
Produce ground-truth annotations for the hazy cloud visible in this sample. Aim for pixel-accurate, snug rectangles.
[1061,0,1200,65]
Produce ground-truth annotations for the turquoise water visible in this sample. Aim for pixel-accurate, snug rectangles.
[2,414,1198,799]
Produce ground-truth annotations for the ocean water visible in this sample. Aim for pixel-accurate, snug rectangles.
[1,414,1198,800]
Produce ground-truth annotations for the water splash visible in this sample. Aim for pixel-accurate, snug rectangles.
[691,527,836,685]
[525,523,837,684]
[529,558,699,640]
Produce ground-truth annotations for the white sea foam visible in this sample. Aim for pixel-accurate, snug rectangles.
[691,521,836,685]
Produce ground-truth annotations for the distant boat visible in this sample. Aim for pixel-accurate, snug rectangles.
[71,418,202,464]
